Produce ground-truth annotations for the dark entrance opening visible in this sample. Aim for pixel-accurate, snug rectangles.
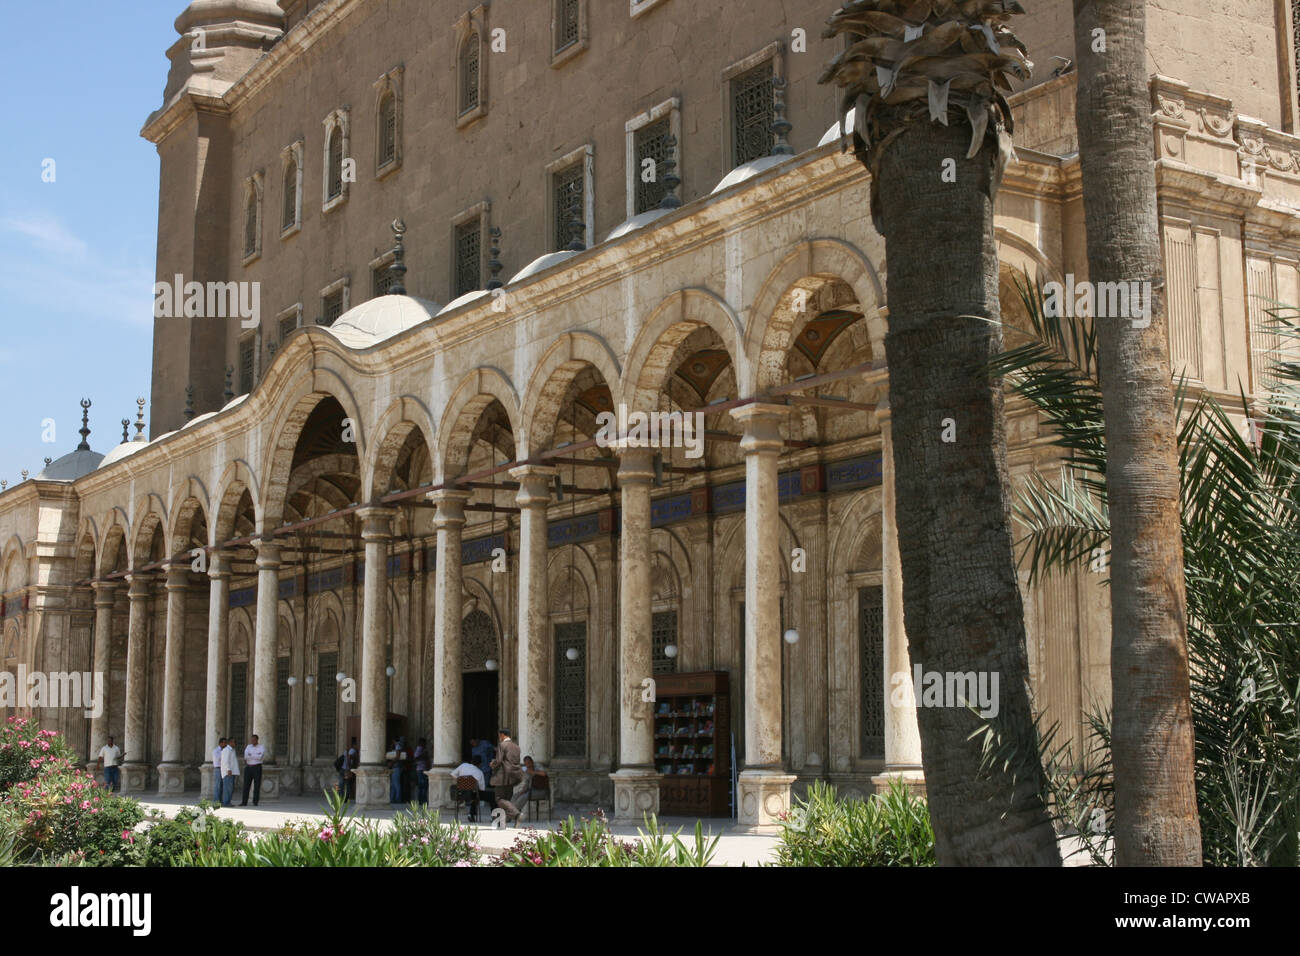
[462,671,498,763]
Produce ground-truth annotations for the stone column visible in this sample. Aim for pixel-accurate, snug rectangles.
[120,574,152,793]
[611,448,661,818]
[511,465,553,764]
[157,565,189,793]
[354,507,395,807]
[731,403,796,826]
[252,539,283,800]
[201,551,232,799]
[428,489,472,807]
[89,583,116,760]
[872,401,925,789]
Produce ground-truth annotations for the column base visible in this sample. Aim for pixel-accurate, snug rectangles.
[156,762,187,795]
[870,768,926,797]
[353,765,390,809]
[610,768,663,821]
[200,764,220,802]
[737,770,797,829]
[275,764,302,797]
[119,762,150,794]
[428,766,461,811]
[256,765,283,802]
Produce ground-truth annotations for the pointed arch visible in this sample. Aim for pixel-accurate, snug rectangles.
[436,366,522,482]
[623,287,746,413]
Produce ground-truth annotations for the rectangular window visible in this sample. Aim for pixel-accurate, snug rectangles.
[554,621,587,757]
[229,661,248,747]
[859,586,885,757]
[634,117,673,214]
[276,657,290,757]
[328,129,344,200]
[555,0,580,53]
[316,651,338,758]
[279,313,298,343]
[731,60,775,166]
[373,263,396,298]
[244,190,259,258]
[552,162,585,251]
[652,609,678,675]
[454,219,482,298]
[238,337,255,395]
[282,160,298,230]
[320,289,345,326]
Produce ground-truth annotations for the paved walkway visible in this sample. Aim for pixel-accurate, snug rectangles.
[136,793,782,866]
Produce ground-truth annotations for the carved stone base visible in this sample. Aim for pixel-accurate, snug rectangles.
[275,764,302,797]
[119,762,150,794]
[156,762,187,795]
[353,765,390,809]
[428,766,461,810]
[251,765,282,802]
[870,768,926,798]
[200,764,219,802]
[737,771,797,828]
[610,768,663,821]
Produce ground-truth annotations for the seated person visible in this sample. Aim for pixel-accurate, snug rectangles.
[450,757,487,819]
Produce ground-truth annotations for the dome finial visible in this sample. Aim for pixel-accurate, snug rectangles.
[77,399,92,451]
[134,398,147,442]
[121,419,130,442]
[223,366,235,403]
[566,218,586,253]
[184,385,196,421]
[487,227,504,290]
[659,135,682,210]
[388,218,408,295]
[771,76,794,157]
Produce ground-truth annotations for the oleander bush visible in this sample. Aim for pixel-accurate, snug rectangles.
[775,780,936,867]
[496,809,717,867]
[0,716,79,791]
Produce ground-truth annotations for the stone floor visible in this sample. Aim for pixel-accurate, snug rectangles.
[135,793,783,866]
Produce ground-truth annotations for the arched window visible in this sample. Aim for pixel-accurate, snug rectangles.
[282,154,298,230]
[459,32,480,116]
[327,126,343,201]
[378,91,397,167]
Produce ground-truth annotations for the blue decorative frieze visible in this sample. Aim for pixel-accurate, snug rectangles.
[307,567,345,594]
[229,587,256,609]
[712,480,746,514]
[462,533,507,566]
[278,577,297,599]
[826,454,883,492]
[549,508,615,547]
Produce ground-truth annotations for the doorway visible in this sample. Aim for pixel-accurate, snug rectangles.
[462,671,498,763]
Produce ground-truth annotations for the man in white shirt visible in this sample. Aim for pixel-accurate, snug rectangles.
[211,737,226,803]
[220,738,239,806]
[96,735,122,792]
[241,734,265,807]
[450,758,487,821]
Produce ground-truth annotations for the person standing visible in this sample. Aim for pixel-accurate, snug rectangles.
[220,737,239,806]
[489,729,523,824]
[210,737,226,802]
[96,735,122,792]
[388,736,409,804]
[342,737,359,801]
[413,738,430,806]
[471,736,494,786]
[241,733,265,806]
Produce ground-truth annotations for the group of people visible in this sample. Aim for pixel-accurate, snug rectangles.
[209,734,267,806]
[451,729,543,825]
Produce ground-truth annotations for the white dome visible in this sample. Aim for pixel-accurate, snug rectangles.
[37,448,104,481]
[182,411,218,430]
[605,207,673,242]
[711,154,791,194]
[98,440,147,469]
[324,294,439,348]
[819,107,858,147]
[436,289,490,315]
[221,394,248,412]
[509,251,577,285]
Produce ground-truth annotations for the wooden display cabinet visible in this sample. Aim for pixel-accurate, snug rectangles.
[654,670,730,817]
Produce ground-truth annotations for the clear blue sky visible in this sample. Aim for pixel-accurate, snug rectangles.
[0,2,180,484]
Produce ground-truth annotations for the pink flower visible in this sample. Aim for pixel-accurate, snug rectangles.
[453,860,473,867]
[80,801,91,810]
[318,827,335,842]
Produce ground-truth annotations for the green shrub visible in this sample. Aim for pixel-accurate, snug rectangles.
[0,716,78,791]
[776,779,935,867]
[496,809,717,867]
[0,763,143,865]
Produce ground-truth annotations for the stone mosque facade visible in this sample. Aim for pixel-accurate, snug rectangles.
[0,0,1297,822]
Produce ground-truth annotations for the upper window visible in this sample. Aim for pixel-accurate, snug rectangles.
[373,262,397,298]
[730,60,775,166]
[322,109,350,211]
[374,66,404,176]
[455,7,489,127]
[454,218,483,298]
[281,141,303,235]
[634,118,673,214]
[242,172,263,263]
[552,160,586,251]
[460,32,480,116]
[278,307,300,344]
[238,336,255,394]
[551,0,587,66]
[319,277,349,326]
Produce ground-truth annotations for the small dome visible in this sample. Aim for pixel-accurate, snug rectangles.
[182,411,218,430]
[98,441,146,469]
[819,107,858,147]
[36,448,104,481]
[711,154,792,194]
[221,394,248,412]
[436,289,490,316]
[323,294,439,348]
[510,251,577,285]
[605,207,673,242]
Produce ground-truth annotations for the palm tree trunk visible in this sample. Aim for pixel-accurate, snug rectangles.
[878,118,1061,866]
[1072,0,1203,865]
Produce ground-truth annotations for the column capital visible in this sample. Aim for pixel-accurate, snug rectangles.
[208,549,236,579]
[91,581,118,605]
[510,464,555,507]
[125,574,153,601]
[428,488,473,527]
[252,538,282,569]
[731,402,787,453]
[164,565,190,590]
[356,505,397,542]
[617,448,656,485]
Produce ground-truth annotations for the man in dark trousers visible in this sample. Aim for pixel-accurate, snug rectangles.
[241,733,265,806]
[489,728,523,824]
